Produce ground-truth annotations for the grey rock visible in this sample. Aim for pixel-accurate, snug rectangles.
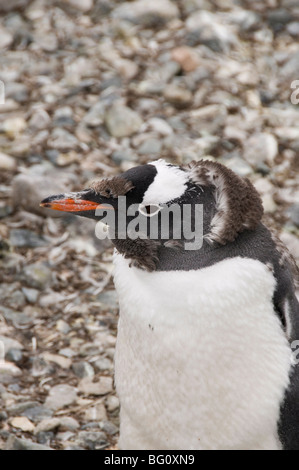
[48,128,79,151]
[96,290,119,311]
[112,149,138,165]
[0,335,23,355]
[78,376,113,396]
[83,101,106,127]
[72,361,95,379]
[0,26,13,49]
[186,11,237,52]
[59,416,80,431]
[106,395,120,412]
[243,133,278,167]
[22,406,53,423]
[10,229,48,248]
[222,156,253,177]
[267,9,293,32]
[22,287,39,304]
[0,152,16,171]
[0,0,31,12]
[34,418,61,434]
[100,420,118,435]
[5,82,29,103]
[287,22,299,37]
[138,138,162,155]
[287,204,299,228]
[23,262,52,290]
[280,52,299,80]
[45,384,78,411]
[163,83,192,108]
[29,108,51,130]
[67,0,94,12]
[104,104,143,138]
[12,168,76,217]
[5,348,23,363]
[113,0,179,27]
[7,401,40,416]
[77,431,108,450]
[0,283,26,309]
[5,435,53,451]
[94,357,113,371]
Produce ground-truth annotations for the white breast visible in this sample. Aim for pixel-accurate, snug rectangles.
[113,253,291,450]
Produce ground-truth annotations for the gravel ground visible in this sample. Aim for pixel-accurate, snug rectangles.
[0,0,298,450]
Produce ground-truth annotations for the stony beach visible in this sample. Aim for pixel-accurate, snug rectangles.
[0,0,298,450]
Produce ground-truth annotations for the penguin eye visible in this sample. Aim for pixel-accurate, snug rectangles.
[139,204,161,217]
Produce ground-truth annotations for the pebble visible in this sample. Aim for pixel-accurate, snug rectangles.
[5,348,23,363]
[244,133,278,167]
[163,83,193,108]
[113,0,179,27]
[287,22,299,37]
[171,46,199,72]
[11,169,76,217]
[77,431,108,450]
[9,229,48,248]
[147,117,173,136]
[48,128,79,151]
[78,376,113,396]
[287,204,299,228]
[45,384,78,411]
[23,262,52,290]
[84,403,107,422]
[42,353,72,370]
[2,117,27,138]
[0,336,23,355]
[106,395,120,413]
[0,26,13,49]
[0,152,16,171]
[5,435,53,451]
[72,361,95,379]
[34,418,61,434]
[138,138,162,155]
[10,416,35,432]
[22,406,53,423]
[67,0,94,12]
[104,104,143,138]
[22,287,39,304]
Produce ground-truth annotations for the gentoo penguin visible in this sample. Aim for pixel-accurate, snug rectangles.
[41,159,299,450]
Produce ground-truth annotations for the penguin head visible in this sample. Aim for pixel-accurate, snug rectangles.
[40,159,263,246]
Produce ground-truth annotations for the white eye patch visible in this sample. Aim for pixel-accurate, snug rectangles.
[139,203,161,217]
[142,160,188,205]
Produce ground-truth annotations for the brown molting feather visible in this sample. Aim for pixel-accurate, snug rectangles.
[90,176,134,198]
[183,160,264,244]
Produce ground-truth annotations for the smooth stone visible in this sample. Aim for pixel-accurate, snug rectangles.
[0,335,23,354]
[22,287,39,304]
[244,133,278,167]
[163,83,193,107]
[45,384,78,411]
[84,403,107,422]
[72,361,95,379]
[5,349,23,363]
[34,418,61,434]
[138,138,162,155]
[5,436,53,451]
[78,376,113,396]
[23,262,52,290]
[0,152,16,171]
[112,0,179,27]
[104,104,143,138]
[10,416,35,432]
[9,229,48,248]
[287,204,299,227]
[77,431,108,450]
[22,406,53,423]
